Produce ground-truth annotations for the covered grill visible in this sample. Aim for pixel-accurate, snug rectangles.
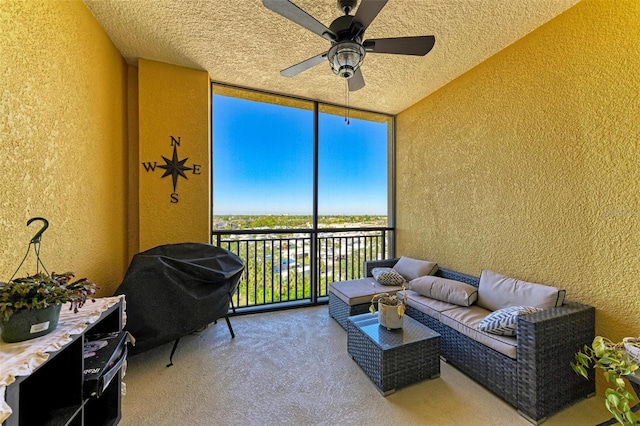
[115,243,244,360]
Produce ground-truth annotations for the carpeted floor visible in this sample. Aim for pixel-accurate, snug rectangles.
[120,306,610,426]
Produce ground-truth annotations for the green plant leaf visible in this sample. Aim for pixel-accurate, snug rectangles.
[612,411,624,425]
[571,362,589,379]
[594,336,606,357]
[624,410,638,425]
[606,389,621,407]
[575,352,590,366]
[620,400,630,412]
[621,390,636,401]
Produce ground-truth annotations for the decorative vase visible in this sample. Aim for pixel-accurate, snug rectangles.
[1,303,62,343]
[378,301,404,330]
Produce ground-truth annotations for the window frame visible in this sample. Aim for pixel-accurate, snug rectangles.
[211,81,395,237]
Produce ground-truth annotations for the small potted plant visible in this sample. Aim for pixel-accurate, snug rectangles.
[369,285,407,330]
[0,272,97,343]
[571,335,640,426]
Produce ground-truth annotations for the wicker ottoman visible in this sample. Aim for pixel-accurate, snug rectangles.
[347,313,441,395]
[329,278,404,330]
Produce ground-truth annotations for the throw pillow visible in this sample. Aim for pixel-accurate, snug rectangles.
[393,256,438,281]
[478,306,543,336]
[477,269,566,311]
[408,275,478,306]
[371,267,406,286]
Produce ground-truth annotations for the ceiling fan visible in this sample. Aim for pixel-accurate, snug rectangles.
[262,0,435,92]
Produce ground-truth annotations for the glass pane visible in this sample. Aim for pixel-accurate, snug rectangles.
[211,85,394,310]
[318,105,391,227]
[212,88,314,225]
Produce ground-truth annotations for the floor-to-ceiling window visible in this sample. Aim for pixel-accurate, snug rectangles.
[212,84,394,312]
[318,104,390,220]
[212,89,314,218]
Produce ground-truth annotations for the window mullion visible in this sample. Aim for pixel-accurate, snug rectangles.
[311,101,319,303]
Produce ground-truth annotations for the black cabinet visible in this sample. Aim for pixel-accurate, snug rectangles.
[3,299,124,426]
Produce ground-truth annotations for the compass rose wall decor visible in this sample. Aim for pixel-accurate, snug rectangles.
[142,136,202,203]
[135,60,211,250]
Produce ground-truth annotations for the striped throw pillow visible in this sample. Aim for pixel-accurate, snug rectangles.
[372,267,406,286]
[478,306,542,336]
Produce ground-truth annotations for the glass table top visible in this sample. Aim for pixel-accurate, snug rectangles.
[348,313,440,351]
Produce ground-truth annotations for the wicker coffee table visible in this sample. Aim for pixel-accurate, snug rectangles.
[347,313,441,395]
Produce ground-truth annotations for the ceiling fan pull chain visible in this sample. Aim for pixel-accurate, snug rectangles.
[345,79,350,125]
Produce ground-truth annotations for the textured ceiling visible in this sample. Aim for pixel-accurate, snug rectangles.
[84,0,579,114]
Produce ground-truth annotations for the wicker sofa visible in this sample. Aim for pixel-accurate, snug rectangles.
[329,258,595,424]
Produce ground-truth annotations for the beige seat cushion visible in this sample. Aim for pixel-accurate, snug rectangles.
[405,290,460,321]
[440,305,518,359]
[329,278,403,306]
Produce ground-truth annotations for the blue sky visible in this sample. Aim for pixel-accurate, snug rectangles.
[212,95,388,215]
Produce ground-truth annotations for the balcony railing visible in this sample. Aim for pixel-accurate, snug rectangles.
[212,227,393,312]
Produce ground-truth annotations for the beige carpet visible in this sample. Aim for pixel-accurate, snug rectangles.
[120,306,610,426]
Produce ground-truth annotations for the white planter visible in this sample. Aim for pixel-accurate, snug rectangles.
[378,301,404,330]
[623,337,640,363]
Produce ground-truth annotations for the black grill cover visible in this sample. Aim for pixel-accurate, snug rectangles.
[115,243,244,355]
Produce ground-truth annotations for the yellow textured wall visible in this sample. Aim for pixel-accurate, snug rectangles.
[127,65,140,257]
[138,59,211,250]
[0,1,128,295]
[396,0,640,343]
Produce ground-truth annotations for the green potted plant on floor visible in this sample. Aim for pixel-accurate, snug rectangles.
[0,272,97,343]
[571,335,640,426]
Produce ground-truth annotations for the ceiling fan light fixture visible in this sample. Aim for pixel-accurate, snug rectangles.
[328,41,365,79]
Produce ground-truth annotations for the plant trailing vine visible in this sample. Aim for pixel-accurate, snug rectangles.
[0,272,98,322]
[571,336,640,426]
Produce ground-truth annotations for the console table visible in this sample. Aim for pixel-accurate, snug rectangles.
[1,296,125,426]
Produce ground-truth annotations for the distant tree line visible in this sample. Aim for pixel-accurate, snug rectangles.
[213,215,387,230]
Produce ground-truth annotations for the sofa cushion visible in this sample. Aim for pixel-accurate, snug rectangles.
[440,305,518,359]
[404,290,460,321]
[408,275,478,307]
[371,267,406,286]
[393,256,438,281]
[329,278,403,306]
[477,269,566,311]
[478,306,543,336]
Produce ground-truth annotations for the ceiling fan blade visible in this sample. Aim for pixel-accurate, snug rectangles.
[363,35,435,56]
[263,0,336,42]
[348,68,365,92]
[351,0,388,35]
[280,52,328,77]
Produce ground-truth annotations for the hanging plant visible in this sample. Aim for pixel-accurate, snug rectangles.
[0,272,97,322]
